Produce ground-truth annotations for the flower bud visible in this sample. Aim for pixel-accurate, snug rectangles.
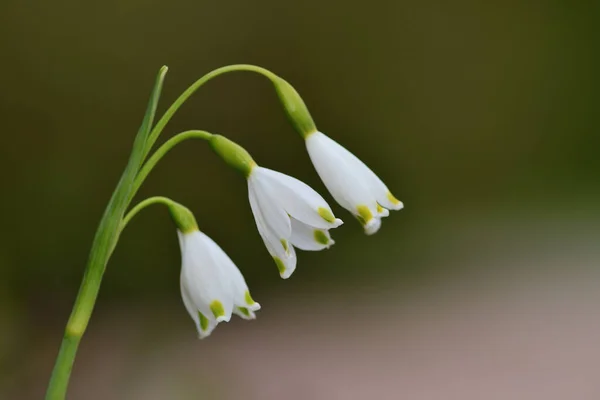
[272,77,317,139]
[209,135,256,177]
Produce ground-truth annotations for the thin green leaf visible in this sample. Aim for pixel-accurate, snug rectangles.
[79,65,169,287]
[45,66,171,400]
[138,65,169,142]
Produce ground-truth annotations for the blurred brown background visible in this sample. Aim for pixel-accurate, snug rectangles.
[1,1,599,399]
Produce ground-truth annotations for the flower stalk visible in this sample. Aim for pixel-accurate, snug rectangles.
[45,64,288,400]
[45,62,403,400]
[121,196,198,233]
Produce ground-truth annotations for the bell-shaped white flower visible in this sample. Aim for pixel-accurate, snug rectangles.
[247,166,343,279]
[305,131,403,235]
[178,229,261,338]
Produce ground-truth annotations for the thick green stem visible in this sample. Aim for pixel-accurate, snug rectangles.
[45,335,80,399]
[45,166,139,400]
[45,66,168,400]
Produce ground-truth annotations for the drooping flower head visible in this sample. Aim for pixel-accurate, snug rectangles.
[209,135,343,279]
[178,229,261,338]
[248,166,343,278]
[163,200,259,338]
[270,76,403,234]
[305,131,403,235]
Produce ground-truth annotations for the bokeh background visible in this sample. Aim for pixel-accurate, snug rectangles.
[1,1,599,399]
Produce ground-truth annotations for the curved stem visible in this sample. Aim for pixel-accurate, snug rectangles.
[129,130,213,203]
[45,65,279,400]
[144,64,278,157]
[121,196,179,231]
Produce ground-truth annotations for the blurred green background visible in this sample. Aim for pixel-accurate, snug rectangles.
[1,1,599,399]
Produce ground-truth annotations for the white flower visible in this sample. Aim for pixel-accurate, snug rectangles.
[305,131,403,235]
[247,166,343,279]
[178,230,260,338]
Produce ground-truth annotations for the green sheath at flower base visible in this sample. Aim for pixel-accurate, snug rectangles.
[209,135,256,177]
[272,77,317,139]
[167,202,198,234]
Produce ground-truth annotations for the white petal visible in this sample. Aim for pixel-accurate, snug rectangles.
[248,182,288,259]
[249,183,296,277]
[197,319,217,338]
[306,132,379,215]
[180,279,217,338]
[201,234,260,313]
[180,279,200,330]
[233,307,257,320]
[256,167,343,229]
[363,217,382,235]
[249,170,291,240]
[179,231,233,323]
[196,310,218,339]
[329,133,403,211]
[377,204,390,217]
[276,244,297,279]
[289,217,334,251]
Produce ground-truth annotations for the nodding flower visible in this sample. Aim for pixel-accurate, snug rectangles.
[178,229,260,338]
[304,131,403,235]
[208,134,343,279]
[247,166,343,279]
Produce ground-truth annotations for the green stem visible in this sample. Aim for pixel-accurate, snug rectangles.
[47,129,210,399]
[45,335,80,399]
[130,130,213,201]
[45,165,141,400]
[45,65,278,400]
[121,196,182,231]
[144,64,277,157]
[45,67,168,400]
